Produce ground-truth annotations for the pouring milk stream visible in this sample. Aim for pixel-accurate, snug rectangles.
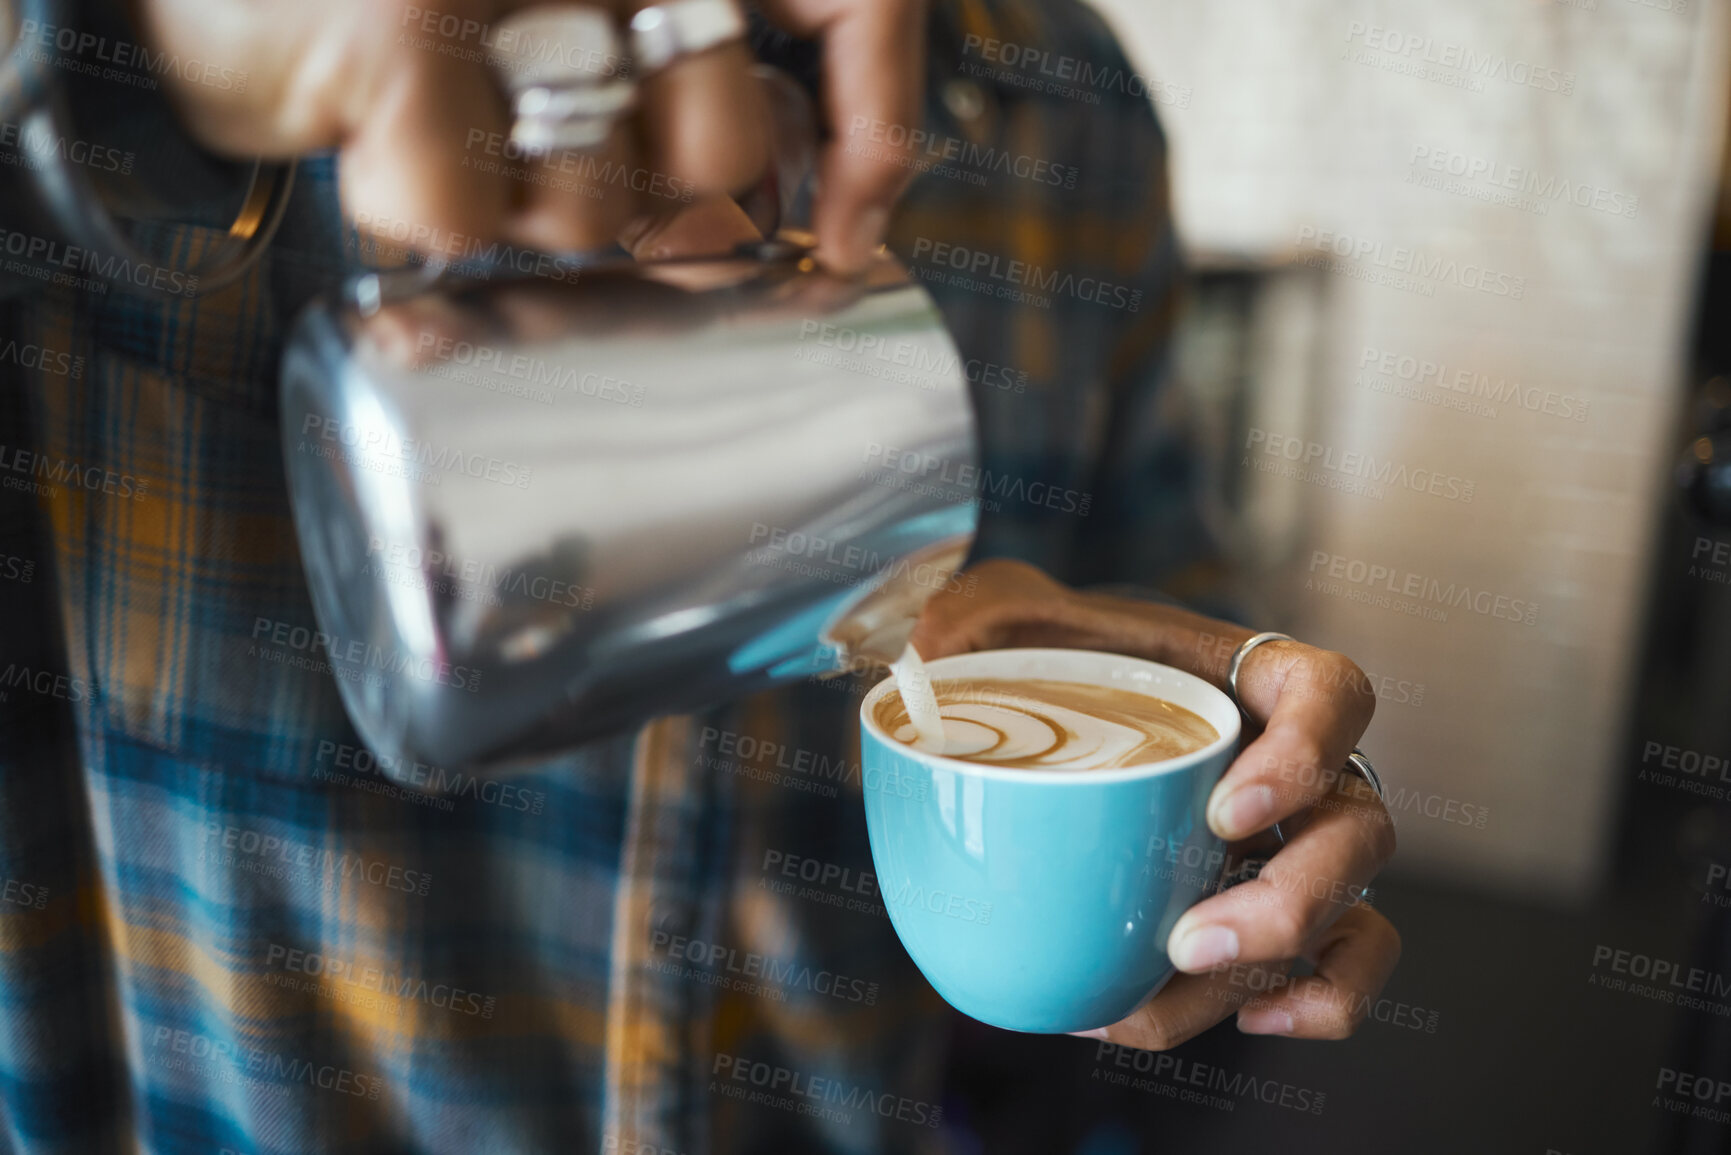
[890,644,948,753]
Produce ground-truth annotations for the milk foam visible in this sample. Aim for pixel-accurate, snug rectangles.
[877,678,1218,771]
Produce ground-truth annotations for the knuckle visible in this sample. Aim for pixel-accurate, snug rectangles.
[1368,809,1399,865]
[1327,651,1378,720]
[685,131,768,193]
[1269,732,1328,798]
[854,147,916,197]
[1293,981,1367,1040]
[1121,1011,1181,1053]
[1138,1024,1181,1052]
[1367,910,1403,966]
[1257,900,1312,959]
[1314,1007,1363,1041]
[971,559,1054,609]
[648,77,768,190]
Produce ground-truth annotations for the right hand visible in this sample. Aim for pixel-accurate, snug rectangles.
[913,560,1402,1047]
[130,0,925,270]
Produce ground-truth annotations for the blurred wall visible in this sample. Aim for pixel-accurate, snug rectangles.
[1088,0,1731,899]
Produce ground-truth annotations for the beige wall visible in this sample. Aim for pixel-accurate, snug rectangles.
[1089,0,1731,899]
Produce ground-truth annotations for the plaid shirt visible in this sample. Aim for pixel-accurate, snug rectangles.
[0,1,1200,1152]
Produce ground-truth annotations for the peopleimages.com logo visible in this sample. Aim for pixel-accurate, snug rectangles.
[1306,551,1539,626]
[149,1026,383,1100]
[1356,346,1590,423]
[400,4,629,75]
[1243,428,1475,503]
[1,877,48,910]
[0,225,192,296]
[297,415,534,489]
[710,1053,942,1128]
[314,739,546,814]
[249,616,482,693]
[15,18,249,92]
[264,943,496,1018]
[958,33,1191,108]
[796,320,1028,393]
[908,238,1142,312]
[0,443,147,501]
[364,538,595,611]
[860,443,1092,517]
[1092,1043,1327,1114]
[846,115,1078,189]
[0,119,134,177]
[1294,226,1525,299]
[1407,145,1638,219]
[1341,21,1575,95]
[415,330,645,408]
[651,931,880,1005]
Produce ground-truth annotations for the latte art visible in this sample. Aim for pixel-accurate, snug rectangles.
[875,678,1218,770]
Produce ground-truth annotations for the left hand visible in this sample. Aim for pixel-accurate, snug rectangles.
[910,560,1401,1044]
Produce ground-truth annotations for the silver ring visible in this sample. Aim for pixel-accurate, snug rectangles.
[1225,631,1293,711]
[1344,747,1386,805]
[630,0,748,75]
[489,6,637,155]
[1224,631,1386,811]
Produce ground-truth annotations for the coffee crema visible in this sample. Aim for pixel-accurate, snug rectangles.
[875,677,1219,771]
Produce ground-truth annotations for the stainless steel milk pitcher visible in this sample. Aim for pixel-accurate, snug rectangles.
[279,233,981,770]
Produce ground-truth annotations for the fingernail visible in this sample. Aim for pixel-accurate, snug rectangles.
[1066,1028,1111,1040]
[1237,1009,1294,1036]
[846,206,890,268]
[1168,925,1239,972]
[1212,785,1276,840]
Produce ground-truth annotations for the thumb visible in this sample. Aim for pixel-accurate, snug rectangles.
[908,586,1005,661]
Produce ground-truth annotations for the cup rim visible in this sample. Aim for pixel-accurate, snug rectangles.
[858,647,1242,784]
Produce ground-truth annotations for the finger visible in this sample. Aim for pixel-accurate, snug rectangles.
[1070,960,1292,1052]
[341,47,515,264]
[905,586,1001,660]
[1167,787,1395,973]
[617,191,761,260]
[906,595,1018,661]
[634,35,769,198]
[483,6,649,252]
[907,560,1068,660]
[503,130,646,253]
[1235,905,1402,1040]
[1206,642,1377,841]
[764,0,925,272]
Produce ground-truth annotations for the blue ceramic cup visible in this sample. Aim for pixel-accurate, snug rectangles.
[859,648,1243,1034]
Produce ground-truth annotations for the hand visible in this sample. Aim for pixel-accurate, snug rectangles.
[368,189,762,364]
[911,559,1401,1044]
[132,0,924,270]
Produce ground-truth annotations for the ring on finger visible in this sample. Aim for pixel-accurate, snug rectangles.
[630,0,749,75]
[489,6,638,154]
[1225,630,1387,815]
[1225,631,1293,710]
[1342,747,1385,805]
